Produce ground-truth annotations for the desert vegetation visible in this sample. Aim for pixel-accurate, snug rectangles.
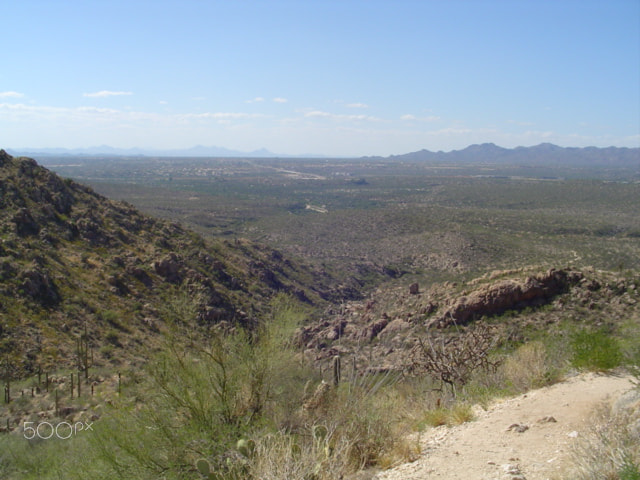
[2,281,638,479]
[47,156,640,287]
[1,150,639,478]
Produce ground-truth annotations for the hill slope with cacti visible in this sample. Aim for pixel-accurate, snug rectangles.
[0,150,333,376]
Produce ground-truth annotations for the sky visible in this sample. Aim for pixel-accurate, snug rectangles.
[1,0,639,157]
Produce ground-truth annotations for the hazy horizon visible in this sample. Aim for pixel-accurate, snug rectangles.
[2,0,639,156]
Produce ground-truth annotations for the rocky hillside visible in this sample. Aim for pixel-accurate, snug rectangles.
[0,150,331,376]
[298,265,640,373]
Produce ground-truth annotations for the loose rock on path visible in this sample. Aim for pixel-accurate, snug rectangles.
[375,372,634,480]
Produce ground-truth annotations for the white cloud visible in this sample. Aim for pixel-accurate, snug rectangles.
[246,97,265,103]
[401,114,440,122]
[83,90,133,98]
[273,97,288,103]
[304,110,379,121]
[507,119,535,127]
[346,102,368,108]
[0,103,65,114]
[76,106,120,114]
[523,130,554,138]
[4,98,636,155]
[427,127,475,135]
[0,91,24,98]
[304,110,330,118]
[181,112,266,120]
[0,102,265,124]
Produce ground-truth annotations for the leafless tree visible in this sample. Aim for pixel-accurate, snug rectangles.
[407,323,501,396]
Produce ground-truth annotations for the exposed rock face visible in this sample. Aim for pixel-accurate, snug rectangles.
[378,318,411,339]
[76,217,110,245]
[431,269,583,328]
[152,253,184,283]
[359,317,389,341]
[249,261,285,290]
[12,208,40,236]
[19,268,60,305]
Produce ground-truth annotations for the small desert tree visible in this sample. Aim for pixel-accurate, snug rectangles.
[407,323,501,396]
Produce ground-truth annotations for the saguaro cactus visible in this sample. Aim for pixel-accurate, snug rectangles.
[332,355,341,386]
[76,321,93,380]
[2,357,11,404]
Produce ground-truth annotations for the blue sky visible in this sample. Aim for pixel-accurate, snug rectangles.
[2,0,639,156]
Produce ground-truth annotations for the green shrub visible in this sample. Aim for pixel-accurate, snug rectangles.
[104,330,120,346]
[620,462,640,480]
[76,293,311,479]
[99,310,129,332]
[571,328,623,371]
[99,344,114,358]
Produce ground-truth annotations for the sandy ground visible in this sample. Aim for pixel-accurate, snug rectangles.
[375,372,634,480]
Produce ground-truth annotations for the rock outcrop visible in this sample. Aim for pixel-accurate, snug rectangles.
[431,269,583,328]
[152,253,185,283]
[19,268,60,305]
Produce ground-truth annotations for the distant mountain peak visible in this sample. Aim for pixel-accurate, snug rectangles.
[387,144,639,167]
[462,142,505,152]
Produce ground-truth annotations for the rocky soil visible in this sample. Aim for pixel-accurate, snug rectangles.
[374,372,635,480]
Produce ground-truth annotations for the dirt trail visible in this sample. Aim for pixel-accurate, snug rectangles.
[375,372,634,480]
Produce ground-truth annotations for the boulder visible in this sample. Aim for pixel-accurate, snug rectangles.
[12,208,40,236]
[152,253,184,283]
[378,318,411,339]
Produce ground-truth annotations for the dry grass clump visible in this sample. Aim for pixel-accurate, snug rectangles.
[249,430,341,480]
[247,371,422,479]
[463,338,566,403]
[502,341,550,392]
[563,391,640,480]
[419,402,474,429]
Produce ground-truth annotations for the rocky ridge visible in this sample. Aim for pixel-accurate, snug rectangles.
[297,266,640,373]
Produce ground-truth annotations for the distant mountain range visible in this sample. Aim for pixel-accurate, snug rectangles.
[8,145,328,158]
[7,145,284,158]
[7,143,639,166]
[380,143,639,167]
